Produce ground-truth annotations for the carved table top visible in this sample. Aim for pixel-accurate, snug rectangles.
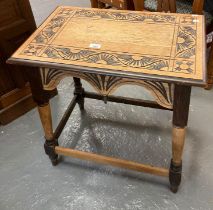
[8,6,206,86]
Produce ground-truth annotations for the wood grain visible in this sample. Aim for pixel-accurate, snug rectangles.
[38,103,53,140]
[173,85,191,127]
[0,93,36,125]
[172,127,186,165]
[133,0,144,11]
[192,0,204,14]
[55,146,169,176]
[8,6,206,86]
[0,85,32,109]
[0,0,38,124]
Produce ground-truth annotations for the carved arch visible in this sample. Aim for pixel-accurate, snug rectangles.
[40,68,173,109]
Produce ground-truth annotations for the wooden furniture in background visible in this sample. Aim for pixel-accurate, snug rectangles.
[0,0,37,125]
[207,44,213,88]
[0,0,57,125]
[90,0,135,9]
[133,0,213,89]
[133,0,204,13]
[8,6,206,193]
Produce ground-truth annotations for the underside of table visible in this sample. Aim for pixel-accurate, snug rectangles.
[26,67,191,193]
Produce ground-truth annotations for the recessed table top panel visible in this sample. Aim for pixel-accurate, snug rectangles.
[9,6,206,86]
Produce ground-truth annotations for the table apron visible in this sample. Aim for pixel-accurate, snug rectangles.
[40,67,174,109]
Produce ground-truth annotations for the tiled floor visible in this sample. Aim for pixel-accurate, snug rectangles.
[0,1,213,209]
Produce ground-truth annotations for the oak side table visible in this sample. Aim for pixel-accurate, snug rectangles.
[8,6,206,193]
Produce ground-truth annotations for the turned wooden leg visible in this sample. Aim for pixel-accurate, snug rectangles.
[38,103,58,166]
[170,85,191,193]
[170,127,185,193]
[73,77,85,111]
[26,68,58,166]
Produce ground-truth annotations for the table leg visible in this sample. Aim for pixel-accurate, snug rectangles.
[170,85,191,193]
[38,103,58,166]
[73,77,85,110]
[26,68,58,165]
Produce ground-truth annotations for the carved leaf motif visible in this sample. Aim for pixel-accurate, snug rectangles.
[176,26,196,59]
[74,9,176,23]
[42,47,169,71]
[40,68,173,109]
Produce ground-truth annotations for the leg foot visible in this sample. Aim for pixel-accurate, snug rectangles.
[38,103,58,165]
[169,159,182,193]
[51,158,58,166]
[170,185,178,193]
[44,140,58,166]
